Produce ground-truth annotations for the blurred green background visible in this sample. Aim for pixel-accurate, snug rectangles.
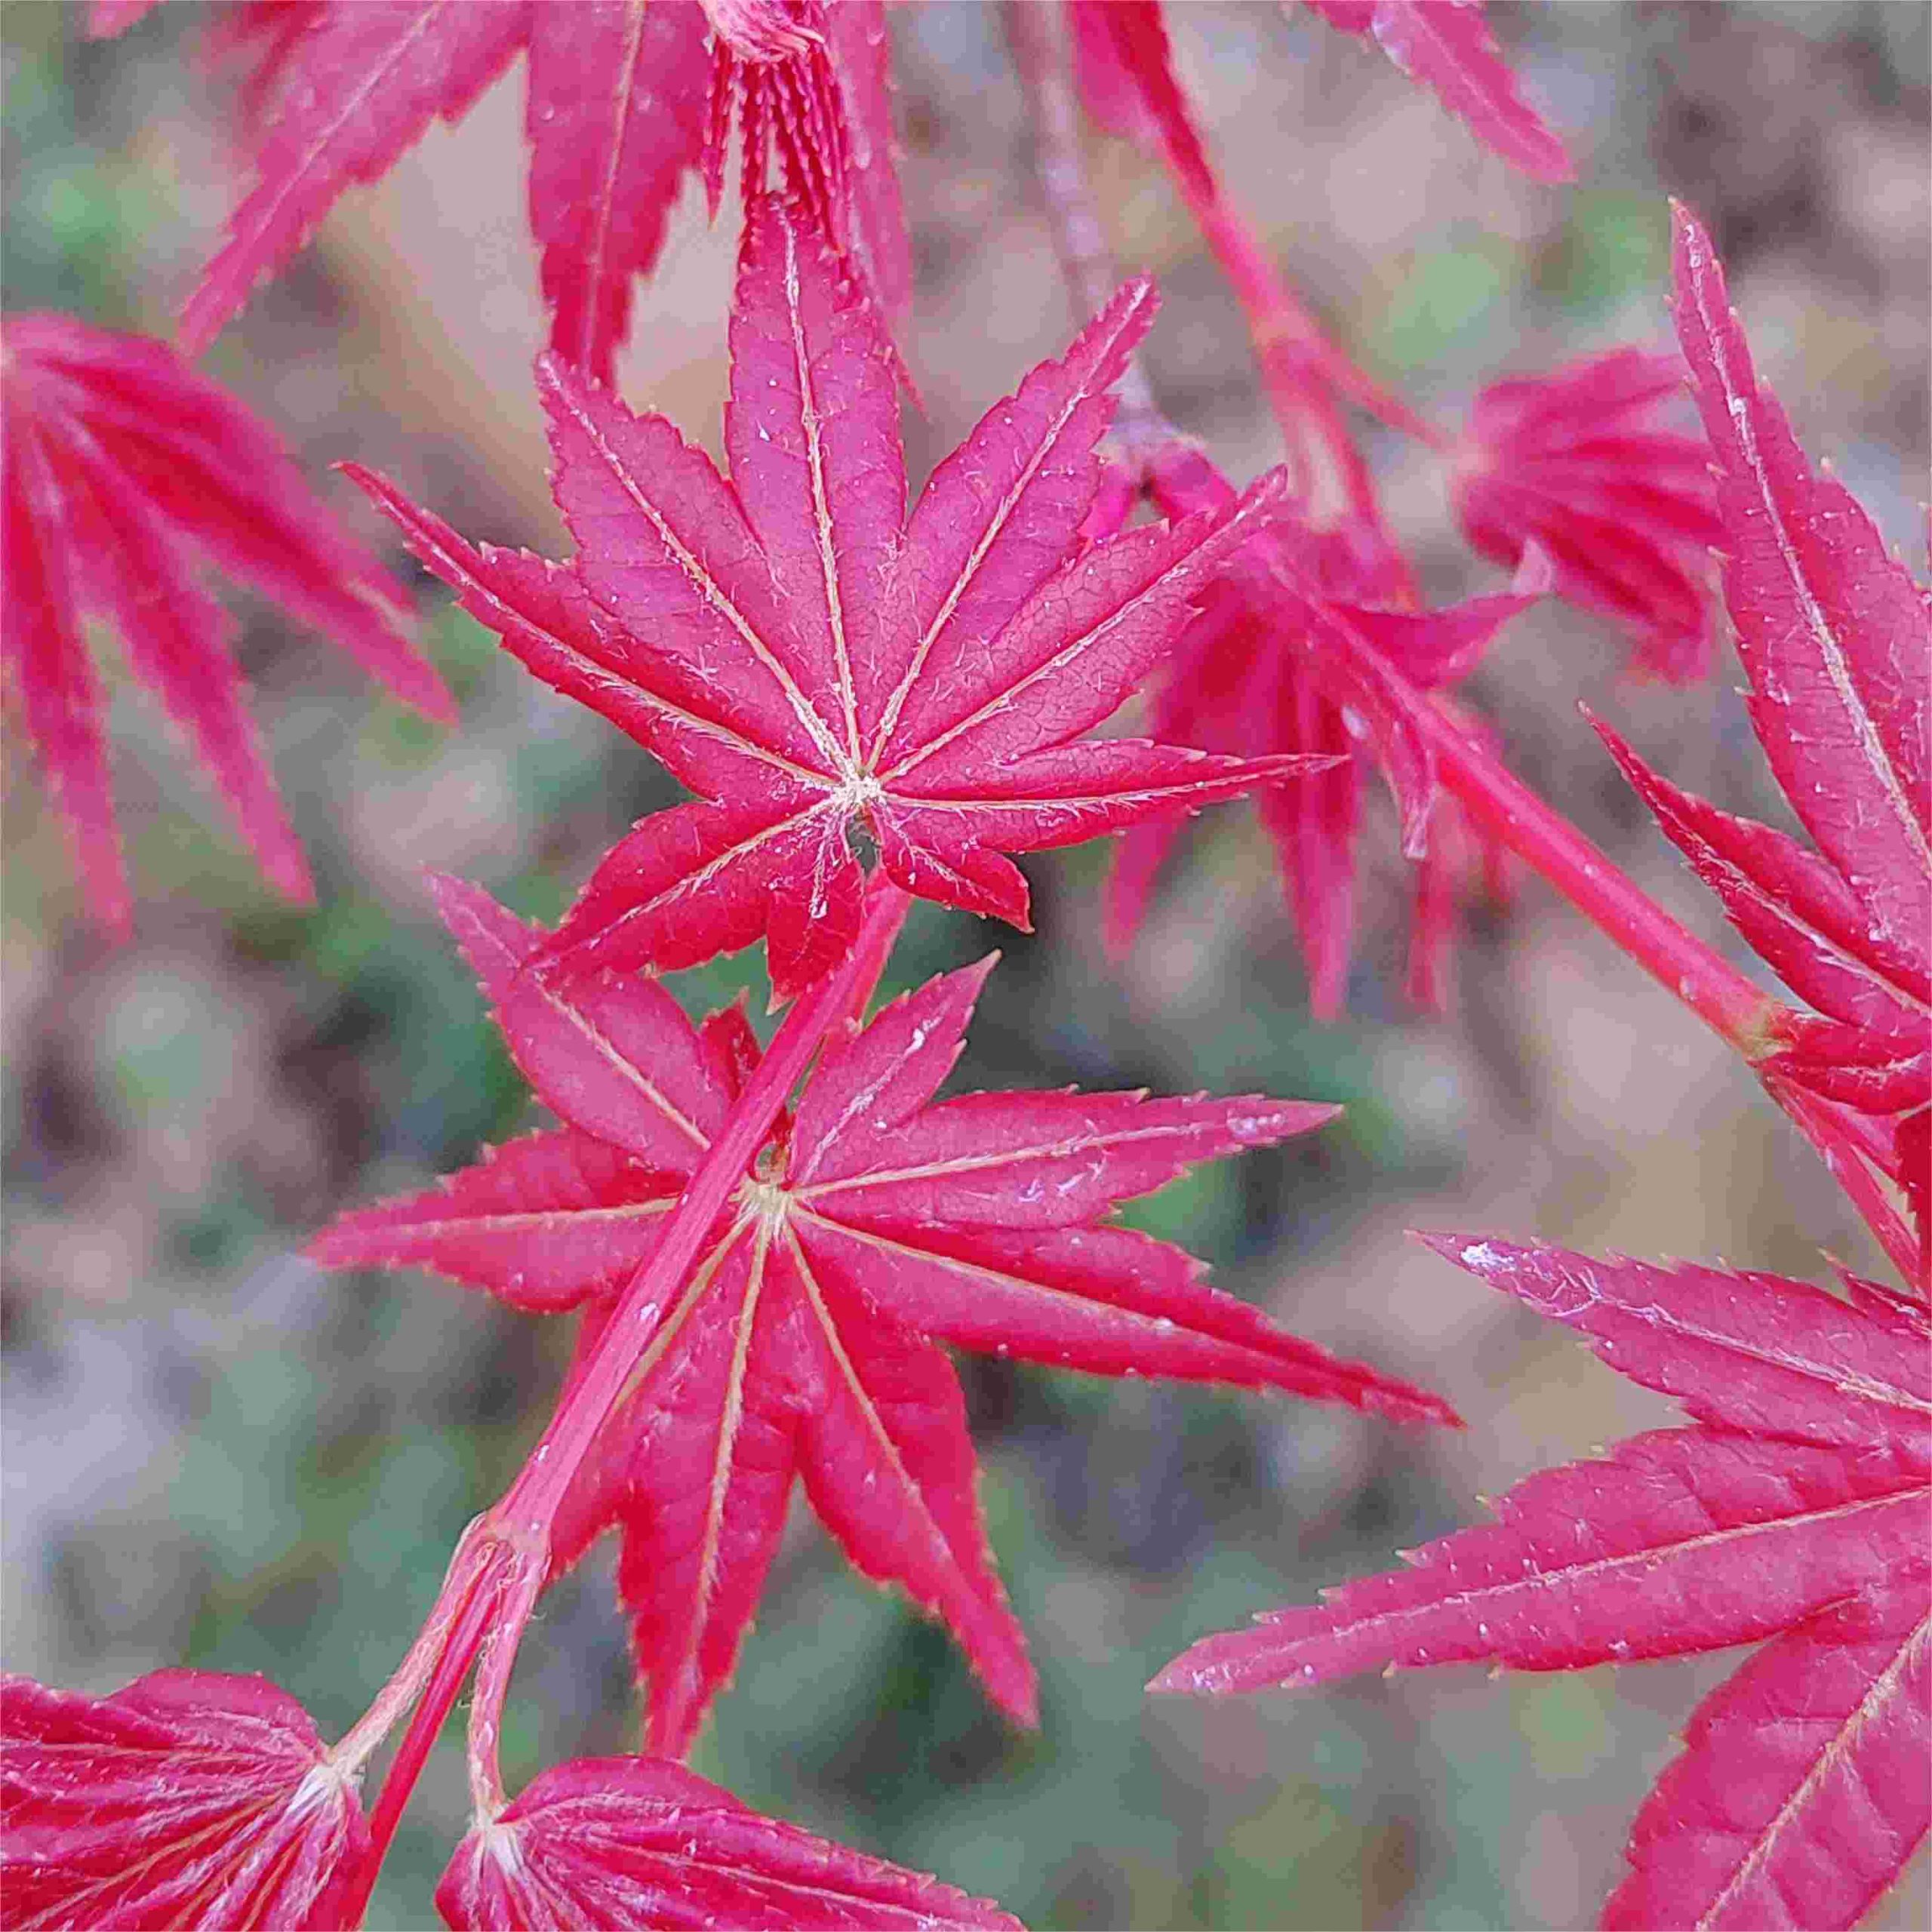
[4,4,1927,1927]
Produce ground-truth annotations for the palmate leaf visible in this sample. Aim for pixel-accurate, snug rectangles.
[354,198,1322,1001]
[434,1755,1019,1930]
[311,873,1457,1758]
[1157,1237,1932,1930]
[0,1668,368,1930]
[1296,0,1574,183]
[0,312,452,934]
[92,0,903,380]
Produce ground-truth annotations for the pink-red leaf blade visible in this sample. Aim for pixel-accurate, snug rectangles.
[1,1668,366,1932]
[181,1,525,354]
[1155,1427,1926,1694]
[306,1128,678,1312]
[525,0,712,385]
[1301,0,1574,182]
[1672,204,1932,971]
[434,1755,1020,1930]
[1595,716,1930,1046]
[1603,1578,1931,1932]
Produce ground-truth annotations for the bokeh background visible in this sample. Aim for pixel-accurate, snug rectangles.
[4,3,1927,1926]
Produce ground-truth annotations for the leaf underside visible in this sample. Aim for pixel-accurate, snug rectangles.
[434,1755,1020,1930]
[0,1667,368,1932]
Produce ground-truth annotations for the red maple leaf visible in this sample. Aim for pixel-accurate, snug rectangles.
[1452,348,1723,681]
[310,872,1457,1757]
[1155,1237,1931,1930]
[1297,0,1574,183]
[351,199,1318,1001]
[1,312,452,934]
[91,0,906,380]
[1660,208,1930,1110]
[1104,446,1546,1015]
[1151,211,1932,1928]
[0,1667,369,1930]
[434,1755,1020,1930]
[1586,208,1930,1259]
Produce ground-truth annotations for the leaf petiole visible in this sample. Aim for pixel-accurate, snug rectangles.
[325,878,916,1909]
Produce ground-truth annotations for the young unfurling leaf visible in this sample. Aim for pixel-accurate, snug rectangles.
[311,873,1457,1758]
[1453,349,1721,680]
[1106,449,1545,1015]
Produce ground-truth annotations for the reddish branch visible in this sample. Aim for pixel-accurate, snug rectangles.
[1005,2,1912,1281]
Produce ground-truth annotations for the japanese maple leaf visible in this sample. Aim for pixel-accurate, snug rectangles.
[309,872,1457,1757]
[1105,445,1546,1016]
[0,1667,368,1930]
[435,1755,1019,1929]
[1297,0,1574,183]
[1453,348,1723,681]
[1592,208,1930,1251]
[350,198,1318,1001]
[1,312,452,934]
[1156,1236,1932,1930]
[94,0,905,382]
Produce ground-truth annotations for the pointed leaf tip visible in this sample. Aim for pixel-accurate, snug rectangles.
[1668,206,1930,979]
[3,315,453,923]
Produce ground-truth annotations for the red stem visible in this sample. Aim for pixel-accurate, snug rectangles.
[1000,0,1169,454]
[340,1550,504,1926]
[490,879,912,1539]
[1004,0,1912,1284]
[1427,718,1775,1051]
[329,884,913,1909]
[1004,0,1447,530]
[1426,704,1912,1272]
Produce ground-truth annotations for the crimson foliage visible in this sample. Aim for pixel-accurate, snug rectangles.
[4,7,1924,1930]
[1154,205,1931,1932]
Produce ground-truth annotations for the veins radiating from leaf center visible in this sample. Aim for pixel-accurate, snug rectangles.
[835,771,888,819]
[736,1173,795,1233]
